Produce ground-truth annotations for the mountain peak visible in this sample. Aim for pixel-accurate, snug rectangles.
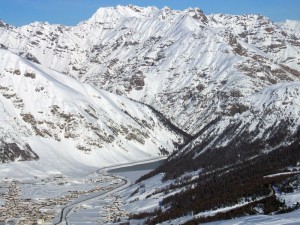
[0,20,11,29]
[88,5,159,23]
[86,5,210,26]
[277,19,300,38]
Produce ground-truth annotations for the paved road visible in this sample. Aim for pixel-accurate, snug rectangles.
[54,176,130,225]
[53,157,165,225]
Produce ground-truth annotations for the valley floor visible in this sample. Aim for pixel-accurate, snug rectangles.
[0,153,164,225]
[1,155,300,225]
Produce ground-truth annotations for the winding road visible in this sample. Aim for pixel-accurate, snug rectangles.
[53,157,166,225]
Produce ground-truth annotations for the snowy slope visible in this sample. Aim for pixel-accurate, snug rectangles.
[1,6,300,223]
[0,6,300,135]
[0,49,184,166]
[277,20,300,38]
[204,209,300,225]
[172,81,300,163]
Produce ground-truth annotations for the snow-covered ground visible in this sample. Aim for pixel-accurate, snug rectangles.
[279,191,300,208]
[116,169,300,225]
[0,143,167,224]
[204,209,300,225]
[0,123,170,224]
[66,197,115,225]
[52,158,166,225]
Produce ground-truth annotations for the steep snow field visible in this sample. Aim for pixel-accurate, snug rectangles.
[0,48,184,177]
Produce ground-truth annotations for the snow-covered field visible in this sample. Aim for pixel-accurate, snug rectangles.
[0,129,168,224]
[204,209,300,225]
[280,191,300,208]
[62,184,127,225]
[66,198,113,225]
[53,159,168,225]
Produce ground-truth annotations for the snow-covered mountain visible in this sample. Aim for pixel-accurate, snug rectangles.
[1,5,300,224]
[0,5,300,136]
[278,20,300,38]
[170,80,300,167]
[0,48,185,164]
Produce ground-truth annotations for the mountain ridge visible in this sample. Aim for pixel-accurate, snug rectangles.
[1,5,299,137]
[0,5,300,224]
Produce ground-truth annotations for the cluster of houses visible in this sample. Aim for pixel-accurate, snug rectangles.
[99,194,128,224]
[0,181,53,225]
[0,174,129,225]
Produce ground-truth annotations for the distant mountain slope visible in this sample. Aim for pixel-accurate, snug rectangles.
[0,6,300,136]
[0,49,184,163]
[277,20,300,38]
[167,81,300,175]
[126,81,300,225]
